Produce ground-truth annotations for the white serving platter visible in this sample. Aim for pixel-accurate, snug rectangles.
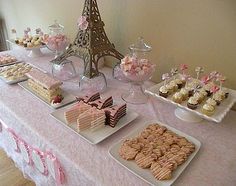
[109,120,201,186]
[18,81,76,109]
[0,60,22,67]
[50,103,139,144]
[0,75,28,85]
[145,82,236,123]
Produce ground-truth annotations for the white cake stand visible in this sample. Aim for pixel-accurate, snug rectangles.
[26,46,44,58]
[174,108,203,123]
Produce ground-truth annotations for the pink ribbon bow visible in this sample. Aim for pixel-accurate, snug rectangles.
[210,85,219,93]
[6,128,20,152]
[180,64,188,71]
[77,16,89,31]
[162,73,170,81]
[181,74,191,81]
[201,75,210,85]
[18,138,33,165]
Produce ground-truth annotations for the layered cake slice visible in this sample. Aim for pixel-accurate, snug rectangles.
[89,96,113,110]
[64,102,91,124]
[26,69,63,103]
[104,104,127,127]
[77,107,106,132]
[76,92,100,103]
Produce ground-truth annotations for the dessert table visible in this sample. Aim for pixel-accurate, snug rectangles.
[0,48,236,186]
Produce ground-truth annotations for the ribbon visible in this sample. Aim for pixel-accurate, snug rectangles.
[201,75,210,85]
[210,85,219,94]
[6,128,20,152]
[32,148,48,176]
[46,151,65,185]
[77,16,89,30]
[18,138,33,165]
[209,71,219,80]
[195,66,204,73]
[181,74,191,81]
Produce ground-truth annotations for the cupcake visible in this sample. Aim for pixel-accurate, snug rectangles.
[199,89,208,99]
[185,85,194,97]
[159,86,169,98]
[203,82,214,96]
[174,78,185,89]
[179,88,189,101]
[212,93,223,105]
[217,90,227,100]
[169,80,178,92]
[165,83,175,94]
[187,97,198,110]
[206,98,217,108]
[172,92,183,104]
[193,92,205,104]
[202,103,215,116]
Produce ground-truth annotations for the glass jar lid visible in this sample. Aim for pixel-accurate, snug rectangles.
[129,37,152,52]
[49,20,64,31]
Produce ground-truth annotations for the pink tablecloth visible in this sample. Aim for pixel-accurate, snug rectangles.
[0,48,236,186]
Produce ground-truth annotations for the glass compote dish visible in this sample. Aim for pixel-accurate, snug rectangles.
[121,37,155,104]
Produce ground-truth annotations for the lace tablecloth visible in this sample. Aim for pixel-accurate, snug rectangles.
[0,48,236,186]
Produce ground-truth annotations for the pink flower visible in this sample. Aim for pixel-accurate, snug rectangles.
[77,16,88,31]
[180,64,188,71]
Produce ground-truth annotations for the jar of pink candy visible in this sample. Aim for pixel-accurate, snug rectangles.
[44,21,70,58]
[121,37,155,104]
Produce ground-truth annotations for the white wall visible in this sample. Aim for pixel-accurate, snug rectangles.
[1,0,236,90]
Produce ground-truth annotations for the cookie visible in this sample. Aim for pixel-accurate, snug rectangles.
[135,152,155,168]
[119,144,138,160]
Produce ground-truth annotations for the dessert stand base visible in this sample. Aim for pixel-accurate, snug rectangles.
[79,72,107,93]
[122,83,148,104]
[175,108,203,123]
[27,48,43,58]
[112,64,129,83]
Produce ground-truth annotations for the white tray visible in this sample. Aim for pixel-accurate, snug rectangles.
[18,81,76,109]
[50,103,139,144]
[109,120,201,186]
[145,82,236,123]
[0,75,27,85]
[0,60,22,67]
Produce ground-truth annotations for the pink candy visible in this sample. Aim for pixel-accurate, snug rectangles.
[120,55,155,82]
[45,34,69,52]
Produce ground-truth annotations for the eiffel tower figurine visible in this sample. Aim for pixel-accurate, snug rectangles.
[51,0,123,81]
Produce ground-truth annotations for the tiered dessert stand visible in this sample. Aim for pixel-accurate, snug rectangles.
[145,77,236,123]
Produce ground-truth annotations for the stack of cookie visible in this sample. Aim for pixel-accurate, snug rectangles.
[119,123,195,181]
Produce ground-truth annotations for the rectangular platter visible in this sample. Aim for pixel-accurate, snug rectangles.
[18,81,76,109]
[0,60,22,67]
[109,120,201,186]
[145,81,236,123]
[50,103,139,144]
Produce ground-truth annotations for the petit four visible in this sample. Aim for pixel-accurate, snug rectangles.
[77,107,106,131]
[26,69,63,103]
[206,98,217,108]
[187,97,198,110]
[172,92,183,104]
[0,62,32,81]
[202,103,215,116]
[0,54,17,65]
[119,123,195,181]
[159,86,169,98]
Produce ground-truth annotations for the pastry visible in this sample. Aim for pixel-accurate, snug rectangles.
[26,69,63,103]
[77,107,106,131]
[187,97,198,110]
[76,92,100,103]
[119,123,195,181]
[206,98,217,108]
[201,103,215,116]
[104,104,126,127]
[64,101,91,124]
[168,80,178,92]
[212,93,223,105]
[172,92,183,104]
[179,88,189,101]
[89,96,113,110]
[159,86,169,98]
